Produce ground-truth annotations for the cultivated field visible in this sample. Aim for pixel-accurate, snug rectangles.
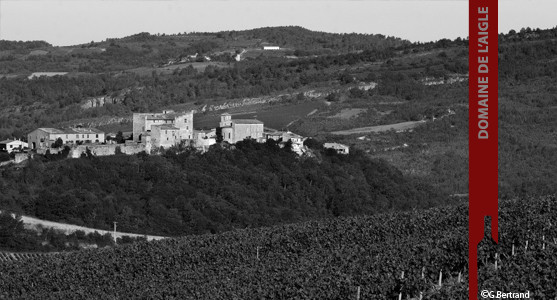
[3,196,555,299]
[194,101,324,130]
[330,120,426,135]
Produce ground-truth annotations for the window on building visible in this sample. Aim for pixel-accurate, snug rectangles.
[96,134,99,138]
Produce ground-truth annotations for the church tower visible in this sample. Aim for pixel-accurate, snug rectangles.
[219,113,232,127]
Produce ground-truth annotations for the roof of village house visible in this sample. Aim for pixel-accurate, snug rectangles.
[0,139,26,145]
[266,131,302,138]
[71,128,104,134]
[34,127,104,134]
[231,119,263,125]
[35,128,65,134]
[324,142,349,149]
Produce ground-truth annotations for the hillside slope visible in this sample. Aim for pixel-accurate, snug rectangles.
[1,195,555,299]
[0,140,446,236]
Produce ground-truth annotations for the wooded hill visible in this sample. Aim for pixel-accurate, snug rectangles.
[0,141,449,236]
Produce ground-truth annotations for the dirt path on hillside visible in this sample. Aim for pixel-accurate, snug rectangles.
[330,120,426,135]
[18,215,166,241]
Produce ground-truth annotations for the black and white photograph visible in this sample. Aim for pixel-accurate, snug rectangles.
[0,0,556,299]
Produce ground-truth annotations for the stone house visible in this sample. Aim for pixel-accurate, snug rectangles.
[132,110,194,148]
[194,129,217,152]
[150,124,181,149]
[27,128,105,150]
[219,113,264,144]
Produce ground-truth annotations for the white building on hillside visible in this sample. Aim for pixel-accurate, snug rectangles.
[324,142,350,155]
[0,139,28,153]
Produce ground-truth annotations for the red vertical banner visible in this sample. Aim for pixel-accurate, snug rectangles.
[469,0,498,299]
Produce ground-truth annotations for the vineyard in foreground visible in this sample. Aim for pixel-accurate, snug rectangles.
[0,195,555,299]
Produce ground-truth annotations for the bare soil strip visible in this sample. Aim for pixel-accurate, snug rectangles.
[330,120,425,135]
[19,215,166,241]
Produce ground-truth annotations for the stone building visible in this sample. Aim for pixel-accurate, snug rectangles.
[219,113,264,144]
[150,125,181,149]
[194,129,217,152]
[132,110,194,148]
[27,127,105,150]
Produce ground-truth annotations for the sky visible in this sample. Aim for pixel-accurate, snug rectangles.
[0,0,556,47]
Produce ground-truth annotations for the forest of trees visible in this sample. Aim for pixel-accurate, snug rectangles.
[0,141,450,237]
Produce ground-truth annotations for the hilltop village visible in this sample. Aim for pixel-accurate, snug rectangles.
[11,110,348,161]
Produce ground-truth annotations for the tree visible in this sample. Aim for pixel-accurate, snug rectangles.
[115,146,123,155]
[339,72,355,84]
[0,212,26,250]
[116,131,125,144]
[52,137,64,148]
[326,92,340,102]
[0,152,10,162]
[304,138,323,150]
